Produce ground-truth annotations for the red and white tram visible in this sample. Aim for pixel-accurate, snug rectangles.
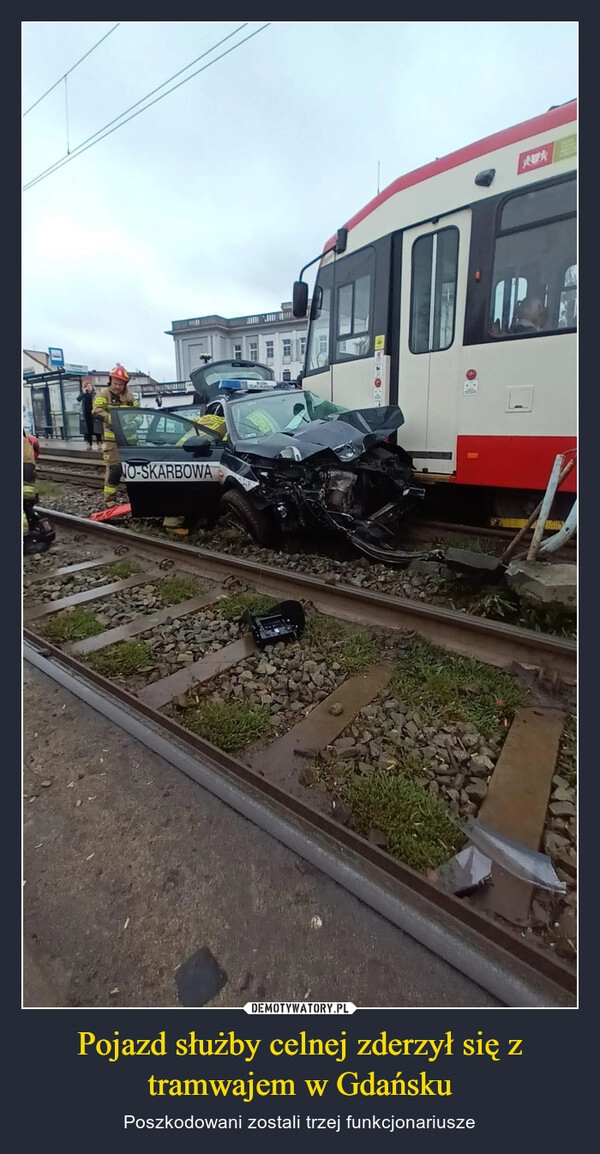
[293,100,577,526]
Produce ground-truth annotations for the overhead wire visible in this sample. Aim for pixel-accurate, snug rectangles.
[46,23,249,160]
[23,23,121,117]
[23,23,270,192]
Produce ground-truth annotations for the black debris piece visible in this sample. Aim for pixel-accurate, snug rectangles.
[245,600,306,648]
[175,946,228,1007]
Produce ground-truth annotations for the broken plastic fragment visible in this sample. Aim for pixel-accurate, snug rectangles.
[435,845,492,896]
[463,817,566,893]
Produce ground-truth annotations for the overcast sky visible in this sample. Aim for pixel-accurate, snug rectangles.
[22,20,578,382]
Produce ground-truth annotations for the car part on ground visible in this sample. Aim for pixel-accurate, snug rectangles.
[242,600,306,648]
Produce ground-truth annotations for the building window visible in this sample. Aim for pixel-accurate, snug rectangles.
[265,340,274,360]
[233,345,242,360]
[282,370,291,382]
[249,341,258,361]
[488,178,576,338]
[298,337,306,360]
[282,339,291,362]
[410,227,459,354]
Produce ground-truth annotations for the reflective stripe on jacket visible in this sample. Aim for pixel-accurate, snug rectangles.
[93,388,138,439]
[176,413,227,446]
[23,435,36,498]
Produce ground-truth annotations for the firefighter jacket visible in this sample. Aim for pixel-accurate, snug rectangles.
[23,433,36,502]
[176,413,227,446]
[93,387,139,443]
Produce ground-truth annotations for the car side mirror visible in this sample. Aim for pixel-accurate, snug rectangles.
[182,440,213,455]
[293,280,308,319]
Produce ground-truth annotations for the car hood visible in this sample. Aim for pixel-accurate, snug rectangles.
[231,405,406,462]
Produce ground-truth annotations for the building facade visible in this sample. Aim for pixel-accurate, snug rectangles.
[166,303,308,384]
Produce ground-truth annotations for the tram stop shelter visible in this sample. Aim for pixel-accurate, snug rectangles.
[23,369,88,442]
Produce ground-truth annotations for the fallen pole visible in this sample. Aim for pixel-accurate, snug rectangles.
[501,456,575,564]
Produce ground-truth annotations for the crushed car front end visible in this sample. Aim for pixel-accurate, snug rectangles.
[224,396,426,559]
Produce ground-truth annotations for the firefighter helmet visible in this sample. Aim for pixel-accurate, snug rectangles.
[109,364,130,383]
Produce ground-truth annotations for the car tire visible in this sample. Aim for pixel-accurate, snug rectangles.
[220,488,275,546]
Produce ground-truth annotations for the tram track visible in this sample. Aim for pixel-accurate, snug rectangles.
[23,513,577,1006]
[33,510,576,678]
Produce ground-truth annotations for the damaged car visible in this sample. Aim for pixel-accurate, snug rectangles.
[109,379,426,561]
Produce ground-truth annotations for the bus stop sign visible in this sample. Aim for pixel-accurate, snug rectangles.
[48,347,64,368]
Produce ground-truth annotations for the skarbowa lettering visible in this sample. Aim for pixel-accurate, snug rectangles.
[122,462,215,481]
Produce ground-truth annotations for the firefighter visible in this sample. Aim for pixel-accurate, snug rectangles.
[164,413,228,535]
[93,365,139,507]
[23,433,55,554]
[23,431,37,539]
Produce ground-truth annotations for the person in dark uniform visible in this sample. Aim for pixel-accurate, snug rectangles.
[77,380,103,448]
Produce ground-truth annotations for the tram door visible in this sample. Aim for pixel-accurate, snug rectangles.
[396,210,471,474]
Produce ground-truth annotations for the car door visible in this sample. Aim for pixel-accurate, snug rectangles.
[109,408,223,518]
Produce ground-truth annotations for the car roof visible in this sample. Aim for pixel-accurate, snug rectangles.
[221,382,301,400]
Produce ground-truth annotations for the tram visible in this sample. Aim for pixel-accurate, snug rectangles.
[293,100,577,526]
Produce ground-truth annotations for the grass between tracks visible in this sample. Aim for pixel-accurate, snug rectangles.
[341,773,467,872]
[99,559,144,580]
[389,637,529,737]
[303,615,378,675]
[156,575,203,605]
[216,592,279,621]
[86,639,153,677]
[310,637,530,871]
[178,699,271,753]
[40,607,105,643]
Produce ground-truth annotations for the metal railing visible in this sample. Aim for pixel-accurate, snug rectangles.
[171,309,295,331]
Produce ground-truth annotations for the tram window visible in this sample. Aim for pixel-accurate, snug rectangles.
[492,276,528,335]
[409,227,459,354]
[501,180,575,230]
[488,179,576,338]
[336,274,371,357]
[307,286,331,371]
[559,264,577,328]
[333,247,375,361]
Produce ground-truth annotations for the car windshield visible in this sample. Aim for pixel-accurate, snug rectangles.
[227,390,348,441]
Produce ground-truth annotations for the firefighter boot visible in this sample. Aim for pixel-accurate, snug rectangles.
[163,516,189,537]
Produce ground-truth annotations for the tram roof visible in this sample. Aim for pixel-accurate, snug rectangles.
[324,99,577,249]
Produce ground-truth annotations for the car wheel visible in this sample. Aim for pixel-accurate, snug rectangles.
[220,488,275,546]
